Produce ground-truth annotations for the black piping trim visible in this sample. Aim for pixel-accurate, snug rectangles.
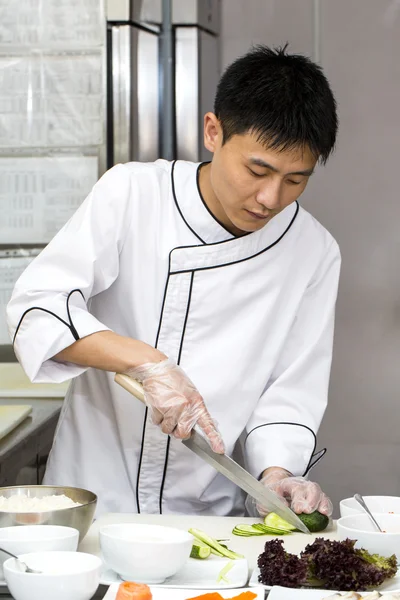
[135,269,172,514]
[13,288,87,346]
[177,272,194,365]
[305,447,327,475]
[13,307,73,345]
[171,160,205,244]
[66,289,85,340]
[196,162,238,237]
[159,271,195,513]
[135,405,148,514]
[159,436,171,514]
[244,421,317,478]
[168,201,300,275]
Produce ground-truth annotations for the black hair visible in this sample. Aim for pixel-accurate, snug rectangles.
[214,44,338,164]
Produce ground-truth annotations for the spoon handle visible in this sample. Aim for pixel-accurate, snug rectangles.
[354,493,383,532]
[0,547,17,560]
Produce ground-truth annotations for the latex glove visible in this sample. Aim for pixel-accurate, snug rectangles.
[125,358,225,454]
[255,468,333,517]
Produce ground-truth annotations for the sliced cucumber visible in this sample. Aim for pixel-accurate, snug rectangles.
[188,528,244,560]
[251,523,291,535]
[190,542,211,559]
[232,523,292,537]
[232,524,265,536]
[264,512,297,532]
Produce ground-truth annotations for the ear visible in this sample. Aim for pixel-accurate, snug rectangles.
[203,112,222,153]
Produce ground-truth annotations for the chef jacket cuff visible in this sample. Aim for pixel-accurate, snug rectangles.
[244,422,317,478]
[13,308,111,384]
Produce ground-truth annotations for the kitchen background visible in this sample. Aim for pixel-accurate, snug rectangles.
[0,0,399,516]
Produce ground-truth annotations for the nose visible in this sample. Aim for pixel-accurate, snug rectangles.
[255,179,281,211]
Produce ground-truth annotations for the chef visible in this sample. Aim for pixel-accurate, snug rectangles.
[7,45,340,518]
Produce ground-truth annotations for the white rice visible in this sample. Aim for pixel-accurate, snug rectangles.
[0,493,82,512]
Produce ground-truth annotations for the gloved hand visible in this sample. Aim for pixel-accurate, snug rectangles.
[125,358,225,454]
[254,467,333,517]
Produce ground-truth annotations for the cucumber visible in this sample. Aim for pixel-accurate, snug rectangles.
[190,542,211,559]
[251,523,291,535]
[264,512,297,532]
[232,524,265,536]
[188,528,244,560]
[232,523,292,537]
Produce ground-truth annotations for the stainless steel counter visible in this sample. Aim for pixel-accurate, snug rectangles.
[0,398,63,487]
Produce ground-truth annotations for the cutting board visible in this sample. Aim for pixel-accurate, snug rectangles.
[0,363,69,398]
[0,405,32,440]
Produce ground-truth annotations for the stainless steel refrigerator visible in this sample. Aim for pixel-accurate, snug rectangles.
[0,0,221,359]
[107,0,221,165]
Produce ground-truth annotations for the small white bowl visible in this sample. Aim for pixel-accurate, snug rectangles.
[337,513,400,558]
[100,523,193,584]
[340,496,400,518]
[0,525,79,579]
[3,551,102,600]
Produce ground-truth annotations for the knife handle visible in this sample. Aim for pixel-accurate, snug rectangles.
[114,373,145,402]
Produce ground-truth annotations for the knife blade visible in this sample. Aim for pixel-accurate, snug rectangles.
[114,373,310,534]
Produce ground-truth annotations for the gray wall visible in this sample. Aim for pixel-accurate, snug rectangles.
[222,0,400,516]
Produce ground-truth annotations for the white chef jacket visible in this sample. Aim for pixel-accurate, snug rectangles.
[7,159,341,517]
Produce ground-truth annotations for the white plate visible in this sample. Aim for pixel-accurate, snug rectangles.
[101,556,249,589]
[103,583,265,599]
[267,587,400,599]
[250,566,400,594]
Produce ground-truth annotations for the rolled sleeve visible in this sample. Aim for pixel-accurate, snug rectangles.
[245,422,317,478]
[244,238,341,478]
[7,163,133,383]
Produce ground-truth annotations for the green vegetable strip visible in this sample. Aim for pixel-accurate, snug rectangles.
[189,528,244,560]
[217,560,235,583]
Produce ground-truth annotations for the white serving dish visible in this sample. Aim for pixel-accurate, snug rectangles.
[340,497,400,518]
[0,525,79,578]
[100,523,193,584]
[337,513,400,557]
[3,551,102,600]
[103,583,265,599]
[250,565,400,594]
[100,554,249,589]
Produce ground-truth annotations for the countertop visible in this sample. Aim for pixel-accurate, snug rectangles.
[0,398,62,486]
[78,513,339,599]
[80,513,339,573]
[0,514,339,599]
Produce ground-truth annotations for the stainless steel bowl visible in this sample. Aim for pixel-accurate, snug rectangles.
[0,486,97,542]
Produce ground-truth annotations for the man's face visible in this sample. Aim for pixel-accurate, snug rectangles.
[203,114,318,235]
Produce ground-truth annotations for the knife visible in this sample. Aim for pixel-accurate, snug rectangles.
[114,373,310,534]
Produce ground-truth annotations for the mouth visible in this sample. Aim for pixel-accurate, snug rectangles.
[245,209,271,221]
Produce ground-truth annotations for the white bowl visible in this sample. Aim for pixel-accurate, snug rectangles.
[99,523,193,584]
[0,525,79,579]
[3,551,102,600]
[340,496,400,518]
[337,513,400,558]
